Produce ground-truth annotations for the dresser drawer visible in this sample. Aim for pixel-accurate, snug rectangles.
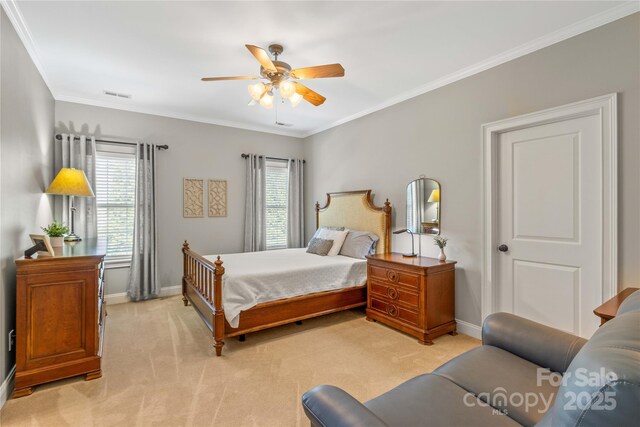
[369,280,419,308]
[369,297,419,326]
[368,265,420,289]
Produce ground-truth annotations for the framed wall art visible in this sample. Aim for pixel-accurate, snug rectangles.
[183,178,204,218]
[208,180,227,217]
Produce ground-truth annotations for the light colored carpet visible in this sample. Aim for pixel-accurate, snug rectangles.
[1,296,479,427]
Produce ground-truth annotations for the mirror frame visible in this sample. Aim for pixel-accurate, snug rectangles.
[406,177,441,235]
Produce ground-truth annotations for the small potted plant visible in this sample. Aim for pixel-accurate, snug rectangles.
[433,235,448,261]
[41,220,69,247]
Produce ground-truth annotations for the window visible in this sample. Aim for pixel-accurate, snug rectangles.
[95,149,136,264]
[265,159,289,250]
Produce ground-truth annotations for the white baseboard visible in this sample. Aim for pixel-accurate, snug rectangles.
[0,365,16,410]
[104,292,129,305]
[160,285,182,298]
[456,319,482,340]
[104,285,182,305]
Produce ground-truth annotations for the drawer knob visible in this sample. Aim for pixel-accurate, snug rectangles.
[387,287,398,300]
[387,304,398,317]
[386,271,399,283]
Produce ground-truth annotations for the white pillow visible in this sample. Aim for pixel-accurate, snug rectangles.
[317,228,349,256]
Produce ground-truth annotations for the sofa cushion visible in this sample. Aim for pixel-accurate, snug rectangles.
[433,346,558,427]
[364,374,521,427]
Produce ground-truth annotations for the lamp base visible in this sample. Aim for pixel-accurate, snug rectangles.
[402,253,418,258]
[64,234,82,242]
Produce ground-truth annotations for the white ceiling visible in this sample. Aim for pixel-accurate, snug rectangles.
[4,1,638,138]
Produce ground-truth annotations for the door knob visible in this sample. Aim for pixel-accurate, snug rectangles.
[498,244,509,252]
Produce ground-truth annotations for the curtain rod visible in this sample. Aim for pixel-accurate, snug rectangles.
[55,134,168,150]
[241,153,305,163]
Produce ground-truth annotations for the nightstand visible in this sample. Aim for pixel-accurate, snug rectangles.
[365,253,457,345]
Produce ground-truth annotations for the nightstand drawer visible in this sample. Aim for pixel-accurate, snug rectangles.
[368,265,419,289]
[369,280,419,308]
[370,297,419,326]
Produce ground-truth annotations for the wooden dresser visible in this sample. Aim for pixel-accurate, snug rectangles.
[366,253,457,345]
[13,239,106,398]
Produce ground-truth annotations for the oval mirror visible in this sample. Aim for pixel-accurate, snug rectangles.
[406,177,441,235]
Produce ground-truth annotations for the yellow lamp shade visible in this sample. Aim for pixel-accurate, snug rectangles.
[427,189,440,203]
[46,168,95,197]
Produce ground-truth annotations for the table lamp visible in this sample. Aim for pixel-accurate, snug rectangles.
[428,189,440,222]
[393,229,417,257]
[46,168,95,241]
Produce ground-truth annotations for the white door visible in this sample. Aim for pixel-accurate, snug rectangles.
[496,114,602,338]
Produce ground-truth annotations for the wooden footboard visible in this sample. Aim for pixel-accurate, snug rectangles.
[182,241,368,357]
[182,241,226,356]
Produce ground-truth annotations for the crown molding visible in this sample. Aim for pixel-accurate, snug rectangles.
[56,94,305,138]
[3,0,638,141]
[1,0,54,95]
[301,1,640,138]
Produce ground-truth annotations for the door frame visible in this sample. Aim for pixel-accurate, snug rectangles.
[481,93,617,323]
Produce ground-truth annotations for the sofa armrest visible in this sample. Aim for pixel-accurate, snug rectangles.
[301,385,388,427]
[482,312,587,373]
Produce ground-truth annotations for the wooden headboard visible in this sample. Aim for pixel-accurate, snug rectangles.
[315,190,391,254]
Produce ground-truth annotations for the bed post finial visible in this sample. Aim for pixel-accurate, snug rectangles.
[183,240,190,251]
[384,199,391,212]
[214,256,224,272]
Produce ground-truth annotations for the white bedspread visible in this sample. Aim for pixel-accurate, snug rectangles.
[203,248,367,328]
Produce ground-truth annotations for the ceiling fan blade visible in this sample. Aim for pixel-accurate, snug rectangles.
[245,45,277,73]
[201,76,259,81]
[294,82,326,106]
[290,64,345,79]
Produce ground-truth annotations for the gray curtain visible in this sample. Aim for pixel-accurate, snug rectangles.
[243,154,266,252]
[54,134,97,238]
[287,159,305,248]
[127,142,159,301]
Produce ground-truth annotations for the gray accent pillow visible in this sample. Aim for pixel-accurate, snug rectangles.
[306,238,334,256]
[309,226,345,245]
[339,231,380,259]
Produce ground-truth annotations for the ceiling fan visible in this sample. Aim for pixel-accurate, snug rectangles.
[201,44,345,109]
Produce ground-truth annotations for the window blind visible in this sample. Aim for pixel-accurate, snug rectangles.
[95,151,136,261]
[265,159,289,250]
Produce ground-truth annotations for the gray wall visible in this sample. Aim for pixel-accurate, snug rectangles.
[0,9,55,388]
[55,102,304,294]
[303,14,640,328]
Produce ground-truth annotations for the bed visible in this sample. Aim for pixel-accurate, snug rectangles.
[181,189,391,356]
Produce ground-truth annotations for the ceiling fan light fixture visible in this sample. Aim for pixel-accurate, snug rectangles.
[279,80,296,99]
[259,92,274,109]
[289,92,303,107]
[248,82,266,101]
[204,44,343,109]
